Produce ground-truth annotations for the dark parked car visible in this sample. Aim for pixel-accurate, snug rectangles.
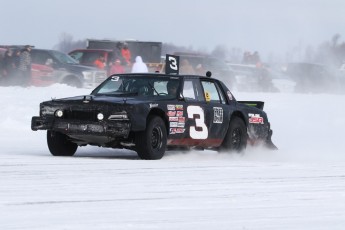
[285,62,339,93]
[30,49,107,88]
[31,55,276,159]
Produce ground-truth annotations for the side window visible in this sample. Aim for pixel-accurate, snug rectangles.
[82,52,100,64]
[201,81,222,104]
[31,51,51,65]
[183,80,195,100]
[215,83,227,104]
[183,79,205,102]
[69,52,83,63]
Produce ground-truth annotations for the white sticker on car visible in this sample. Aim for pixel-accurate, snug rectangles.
[213,107,223,123]
[167,105,175,110]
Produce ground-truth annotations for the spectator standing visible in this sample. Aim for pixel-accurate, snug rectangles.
[10,49,21,86]
[12,49,21,68]
[18,45,32,87]
[1,49,15,85]
[110,59,125,75]
[93,55,106,69]
[121,43,131,66]
[131,56,148,73]
[251,51,261,65]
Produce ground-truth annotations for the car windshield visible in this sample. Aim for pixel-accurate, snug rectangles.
[50,50,78,65]
[91,75,180,98]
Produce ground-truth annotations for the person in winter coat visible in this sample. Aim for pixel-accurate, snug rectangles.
[1,49,16,85]
[110,59,125,75]
[93,55,106,69]
[121,43,131,66]
[131,56,148,73]
[18,45,32,87]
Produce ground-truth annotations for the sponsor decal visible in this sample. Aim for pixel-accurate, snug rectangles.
[175,105,183,110]
[170,128,176,134]
[149,103,158,108]
[170,122,178,127]
[167,105,175,110]
[178,117,185,123]
[167,111,176,116]
[205,91,211,102]
[176,111,183,117]
[177,123,185,128]
[248,113,264,124]
[176,128,185,133]
[169,117,178,122]
[213,107,223,123]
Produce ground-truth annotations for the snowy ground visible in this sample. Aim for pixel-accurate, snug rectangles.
[1,83,345,229]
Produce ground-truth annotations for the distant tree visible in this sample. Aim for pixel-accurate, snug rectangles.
[211,44,228,60]
[331,33,340,48]
[312,34,345,67]
[53,33,86,53]
[227,47,242,63]
[304,45,315,62]
[162,43,198,56]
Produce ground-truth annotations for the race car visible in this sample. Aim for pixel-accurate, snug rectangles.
[31,54,276,159]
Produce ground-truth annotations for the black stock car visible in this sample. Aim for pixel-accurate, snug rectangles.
[31,60,276,159]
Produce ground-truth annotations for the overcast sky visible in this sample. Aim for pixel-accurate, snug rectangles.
[1,0,344,59]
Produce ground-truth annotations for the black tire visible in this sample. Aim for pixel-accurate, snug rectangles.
[135,116,167,160]
[221,117,247,152]
[47,131,78,156]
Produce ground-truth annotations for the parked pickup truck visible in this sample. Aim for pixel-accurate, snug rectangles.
[30,49,107,88]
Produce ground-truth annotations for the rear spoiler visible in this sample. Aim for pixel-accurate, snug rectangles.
[238,101,264,110]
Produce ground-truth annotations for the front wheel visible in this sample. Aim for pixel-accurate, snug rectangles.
[135,116,167,160]
[47,131,78,156]
[220,117,247,152]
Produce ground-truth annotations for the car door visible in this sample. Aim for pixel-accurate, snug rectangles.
[199,79,230,146]
[168,77,228,147]
[167,77,206,146]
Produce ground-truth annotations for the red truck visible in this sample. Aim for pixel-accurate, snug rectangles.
[69,39,163,75]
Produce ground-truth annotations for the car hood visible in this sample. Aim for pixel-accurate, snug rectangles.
[61,64,100,73]
[49,95,159,105]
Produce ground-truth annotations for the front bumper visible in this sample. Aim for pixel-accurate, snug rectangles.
[31,116,130,138]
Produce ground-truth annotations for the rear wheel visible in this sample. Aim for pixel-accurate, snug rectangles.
[221,117,247,152]
[135,116,167,160]
[47,131,78,156]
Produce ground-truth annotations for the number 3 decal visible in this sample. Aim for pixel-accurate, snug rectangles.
[168,56,178,70]
[187,105,208,139]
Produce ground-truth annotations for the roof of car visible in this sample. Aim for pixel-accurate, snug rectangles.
[69,49,114,53]
[113,72,213,80]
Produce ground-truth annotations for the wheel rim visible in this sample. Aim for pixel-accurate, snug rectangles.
[231,127,242,149]
[151,126,163,149]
